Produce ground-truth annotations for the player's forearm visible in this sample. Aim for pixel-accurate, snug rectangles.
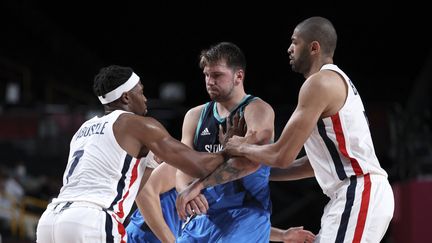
[153,137,226,178]
[269,227,284,242]
[168,151,225,178]
[200,156,260,188]
[138,194,175,243]
[237,143,282,167]
[176,170,195,192]
[270,156,314,181]
[199,151,230,177]
[184,149,232,178]
[151,225,175,243]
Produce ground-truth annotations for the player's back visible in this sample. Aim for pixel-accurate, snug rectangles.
[53,110,146,223]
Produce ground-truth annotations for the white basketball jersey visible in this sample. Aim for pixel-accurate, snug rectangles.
[52,110,147,223]
[304,64,388,196]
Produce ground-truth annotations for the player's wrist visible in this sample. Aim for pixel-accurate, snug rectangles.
[160,232,175,243]
[237,143,248,157]
[220,150,230,162]
[195,178,206,190]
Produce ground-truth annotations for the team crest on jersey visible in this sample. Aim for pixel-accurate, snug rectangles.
[200,128,211,136]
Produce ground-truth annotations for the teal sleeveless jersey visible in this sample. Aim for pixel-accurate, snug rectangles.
[193,94,271,214]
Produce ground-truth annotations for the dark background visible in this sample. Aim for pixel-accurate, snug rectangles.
[1,1,431,106]
[1,1,431,242]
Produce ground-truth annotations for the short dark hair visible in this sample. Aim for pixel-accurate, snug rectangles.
[297,16,337,56]
[93,65,134,97]
[199,42,246,72]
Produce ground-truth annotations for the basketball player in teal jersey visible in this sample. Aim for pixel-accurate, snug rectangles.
[176,42,315,243]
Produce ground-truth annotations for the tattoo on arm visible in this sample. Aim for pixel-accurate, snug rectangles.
[202,162,242,187]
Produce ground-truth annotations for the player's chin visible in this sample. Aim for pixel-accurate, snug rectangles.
[208,93,219,100]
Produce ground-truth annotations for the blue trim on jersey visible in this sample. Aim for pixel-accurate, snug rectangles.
[212,102,225,123]
[212,94,253,122]
[317,119,347,180]
[109,154,133,211]
[196,94,257,144]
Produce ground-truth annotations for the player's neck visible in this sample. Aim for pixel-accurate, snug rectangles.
[216,92,247,117]
[104,102,129,115]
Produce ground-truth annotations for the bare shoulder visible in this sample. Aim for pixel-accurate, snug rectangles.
[301,70,347,117]
[184,104,206,120]
[306,70,345,91]
[113,113,169,157]
[183,104,205,132]
[243,97,275,129]
[245,97,274,114]
[299,72,332,101]
[117,113,164,133]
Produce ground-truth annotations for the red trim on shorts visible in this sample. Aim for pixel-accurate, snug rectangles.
[113,215,127,243]
[353,173,371,243]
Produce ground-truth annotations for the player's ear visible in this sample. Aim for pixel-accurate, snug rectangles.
[234,69,244,85]
[310,41,320,55]
[119,92,130,104]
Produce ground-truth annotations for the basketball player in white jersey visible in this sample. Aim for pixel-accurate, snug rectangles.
[36,65,228,243]
[225,17,394,243]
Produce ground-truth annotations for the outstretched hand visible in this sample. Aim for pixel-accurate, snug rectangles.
[218,111,247,147]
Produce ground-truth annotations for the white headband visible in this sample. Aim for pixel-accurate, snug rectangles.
[98,72,140,104]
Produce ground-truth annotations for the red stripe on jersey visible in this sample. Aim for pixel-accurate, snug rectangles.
[116,158,141,219]
[331,113,364,175]
[353,173,371,243]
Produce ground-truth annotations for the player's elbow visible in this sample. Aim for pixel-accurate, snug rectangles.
[274,151,296,168]
[251,129,273,145]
